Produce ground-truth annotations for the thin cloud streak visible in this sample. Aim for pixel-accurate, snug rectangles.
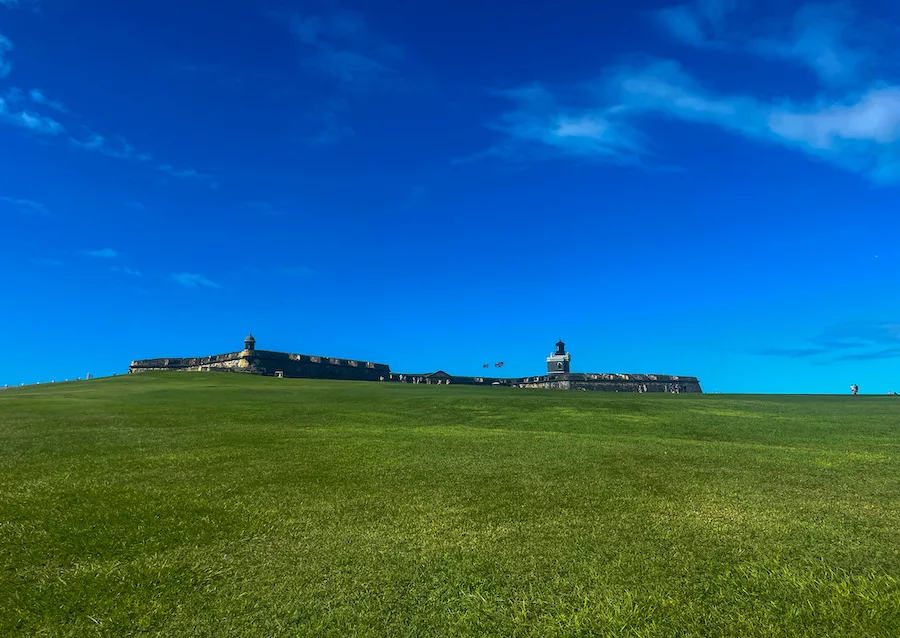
[654,1,877,86]
[483,57,900,183]
[750,2,872,86]
[0,96,65,135]
[0,34,12,78]
[111,266,142,277]
[0,196,49,215]
[157,164,212,180]
[28,89,71,114]
[480,83,647,164]
[612,60,900,182]
[171,272,220,289]
[71,133,152,161]
[755,347,831,359]
[757,321,900,361]
[289,9,402,88]
[654,0,739,48]
[833,348,900,361]
[81,248,119,259]
[0,35,216,188]
[279,7,407,144]
[813,321,900,347]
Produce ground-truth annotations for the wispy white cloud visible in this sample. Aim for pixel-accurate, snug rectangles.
[480,83,646,164]
[81,248,119,259]
[755,347,831,359]
[0,34,12,78]
[171,272,220,289]
[834,347,900,361]
[757,321,900,361]
[0,35,215,188]
[654,1,882,86]
[110,265,142,277]
[610,60,900,183]
[482,58,900,183]
[28,89,71,115]
[156,164,212,180]
[0,96,65,135]
[483,0,900,185]
[71,132,152,161]
[0,195,48,215]
[308,113,355,145]
[278,8,406,144]
[288,9,403,88]
[750,3,875,86]
[654,0,739,48]
[2,86,24,104]
[156,165,219,189]
[0,0,38,8]
[68,135,217,185]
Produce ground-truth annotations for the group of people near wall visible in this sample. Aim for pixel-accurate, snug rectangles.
[635,382,686,393]
[390,374,451,385]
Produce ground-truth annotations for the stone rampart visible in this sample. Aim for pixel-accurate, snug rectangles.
[246,350,389,381]
[514,373,702,393]
[129,337,701,392]
[129,348,390,381]
[129,351,245,372]
[392,372,701,392]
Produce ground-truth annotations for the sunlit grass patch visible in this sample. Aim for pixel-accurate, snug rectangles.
[1,374,899,636]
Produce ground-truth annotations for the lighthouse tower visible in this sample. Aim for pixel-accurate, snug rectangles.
[547,340,571,375]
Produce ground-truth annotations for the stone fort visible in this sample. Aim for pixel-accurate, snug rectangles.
[129,335,702,393]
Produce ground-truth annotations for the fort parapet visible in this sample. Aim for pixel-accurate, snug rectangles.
[129,334,389,382]
[392,371,701,393]
[512,372,701,393]
[129,335,701,393]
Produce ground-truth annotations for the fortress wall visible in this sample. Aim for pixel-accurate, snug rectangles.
[128,340,700,391]
[515,374,702,393]
[393,373,702,392]
[129,351,245,372]
[517,380,702,393]
[129,349,390,381]
[247,350,388,381]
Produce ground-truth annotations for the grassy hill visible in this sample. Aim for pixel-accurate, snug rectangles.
[1,373,899,637]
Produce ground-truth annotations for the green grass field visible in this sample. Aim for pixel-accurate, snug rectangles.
[2,373,899,637]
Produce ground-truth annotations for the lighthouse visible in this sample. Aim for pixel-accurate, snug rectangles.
[546,340,571,375]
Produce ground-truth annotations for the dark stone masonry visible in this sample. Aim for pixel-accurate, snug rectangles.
[129,335,702,393]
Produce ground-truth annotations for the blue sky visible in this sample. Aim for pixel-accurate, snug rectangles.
[1,0,898,393]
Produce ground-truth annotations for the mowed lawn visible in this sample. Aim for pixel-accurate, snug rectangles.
[1,374,899,637]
